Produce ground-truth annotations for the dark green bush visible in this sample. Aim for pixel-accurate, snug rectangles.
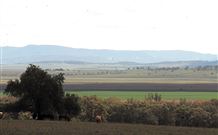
[63,93,81,117]
[210,113,218,128]
[137,108,159,125]
[188,107,211,127]
[154,104,176,125]
[175,105,192,126]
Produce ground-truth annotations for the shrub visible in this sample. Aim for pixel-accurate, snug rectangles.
[1,112,18,120]
[150,103,175,125]
[210,99,218,106]
[107,100,159,124]
[188,107,211,127]
[137,108,159,125]
[108,104,128,123]
[175,105,192,126]
[79,96,108,122]
[63,93,81,117]
[210,113,218,128]
[146,93,162,102]
[18,111,33,120]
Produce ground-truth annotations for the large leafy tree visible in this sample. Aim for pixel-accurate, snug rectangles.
[5,64,65,117]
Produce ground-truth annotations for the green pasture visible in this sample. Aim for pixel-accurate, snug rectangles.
[67,91,218,100]
[0,92,4,96]
[1,91,217,100]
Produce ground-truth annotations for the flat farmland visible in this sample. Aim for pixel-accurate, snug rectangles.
[63,82,218,92]
[1,65,217,92]
[0,120,218,135]
[1,82,217,92]
[1,65,217,100]
[67,91,218,100]
[1,83,218,100]
[1,91,217,100]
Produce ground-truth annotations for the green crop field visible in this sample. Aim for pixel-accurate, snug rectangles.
[0,92,4,96]
[67,91,218,100]
[1,91,217,100]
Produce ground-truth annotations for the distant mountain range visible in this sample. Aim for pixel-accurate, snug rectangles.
[1,45,217,65]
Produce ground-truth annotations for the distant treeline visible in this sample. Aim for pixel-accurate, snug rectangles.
[128,65,218,71]
[45,65,218,73]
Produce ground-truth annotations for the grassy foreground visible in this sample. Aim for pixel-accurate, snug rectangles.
[0,120,218,135]
[67,91,218,100]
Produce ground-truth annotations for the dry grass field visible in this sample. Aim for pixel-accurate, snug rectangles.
[0,120,218,135]
[1,65,217,84]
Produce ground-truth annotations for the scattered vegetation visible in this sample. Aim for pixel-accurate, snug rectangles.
[1,95,218,128]
[146,93,162,101]
[76,96,218,128]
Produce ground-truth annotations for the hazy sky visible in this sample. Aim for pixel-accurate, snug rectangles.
[0,0,218,54]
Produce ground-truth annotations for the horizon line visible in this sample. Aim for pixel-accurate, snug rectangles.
[1,44,218,55]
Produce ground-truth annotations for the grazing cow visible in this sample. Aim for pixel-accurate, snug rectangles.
[95,115,102,123]
[0,112,3,119]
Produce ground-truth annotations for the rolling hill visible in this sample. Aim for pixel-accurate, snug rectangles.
[1,45,217,64]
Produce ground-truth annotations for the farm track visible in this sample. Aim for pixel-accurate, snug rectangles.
[0,120,218,135]
[0,83,218,92]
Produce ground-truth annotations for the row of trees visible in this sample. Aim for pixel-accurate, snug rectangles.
[128,65,218,71]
